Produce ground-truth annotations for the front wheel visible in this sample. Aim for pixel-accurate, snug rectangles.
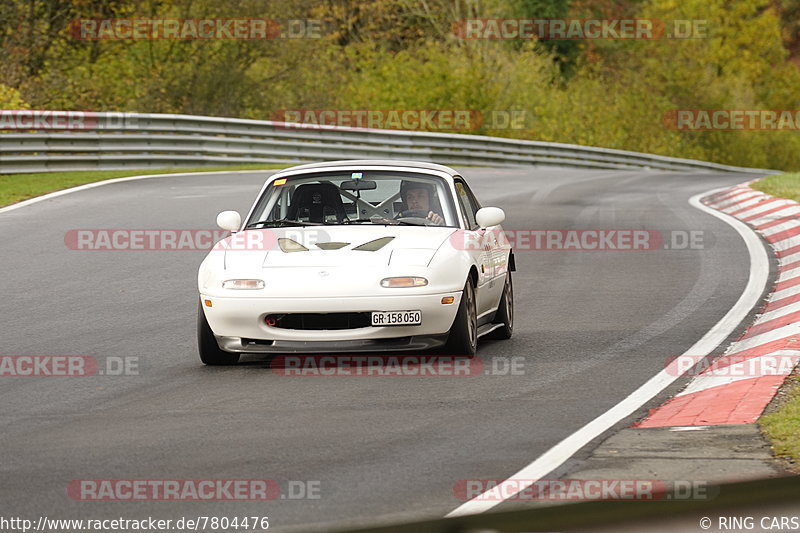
[444,279,478,356]
[489,272,513,340]
[197,301,240,365]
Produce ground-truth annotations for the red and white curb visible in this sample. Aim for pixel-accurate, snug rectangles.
[637,184,800,427]
[449,184,772,517]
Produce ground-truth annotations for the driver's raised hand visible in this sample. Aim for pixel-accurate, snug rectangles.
[427,211,444,225]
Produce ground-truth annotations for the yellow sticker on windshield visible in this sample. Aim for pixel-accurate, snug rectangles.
[273,178,287,186]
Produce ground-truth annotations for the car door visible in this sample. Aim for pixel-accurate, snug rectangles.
[454,179,494,317]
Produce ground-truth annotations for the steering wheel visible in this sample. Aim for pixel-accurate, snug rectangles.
[396,209,438,226]
[398,209,429,218]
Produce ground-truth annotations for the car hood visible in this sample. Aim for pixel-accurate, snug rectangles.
[221,225,457,270]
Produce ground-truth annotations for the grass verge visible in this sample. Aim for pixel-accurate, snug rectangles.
[750,172,800,202]
[0,164,287,207]
[760,373,800,473]
[753,173,800,472]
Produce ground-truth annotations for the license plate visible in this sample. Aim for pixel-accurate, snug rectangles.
[371,310,422,326]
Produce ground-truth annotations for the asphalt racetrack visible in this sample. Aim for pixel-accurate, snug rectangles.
[0,167,766,531]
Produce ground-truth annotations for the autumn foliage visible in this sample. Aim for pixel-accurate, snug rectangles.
[2,0,800,169]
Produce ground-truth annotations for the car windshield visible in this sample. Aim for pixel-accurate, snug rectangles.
[245,171,459,228]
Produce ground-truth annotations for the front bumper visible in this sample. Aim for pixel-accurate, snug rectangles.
[217,334,449,354]
[200,292,461,353]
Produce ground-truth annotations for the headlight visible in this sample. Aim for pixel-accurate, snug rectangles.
[222,279,265,290]
[380,277,428,288]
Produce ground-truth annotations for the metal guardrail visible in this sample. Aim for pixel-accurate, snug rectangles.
[0,112,777,174]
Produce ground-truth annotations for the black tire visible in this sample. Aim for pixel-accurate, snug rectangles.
[444,279,478,356]
[197,301,240,365]
[489,273,513,340]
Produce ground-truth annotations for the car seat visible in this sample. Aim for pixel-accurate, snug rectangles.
[287,183,348,223]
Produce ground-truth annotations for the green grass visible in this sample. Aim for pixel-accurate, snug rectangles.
[751,172,800,469]
[761,375,800,473]
[750,172,800,202]
[0,164,288,207]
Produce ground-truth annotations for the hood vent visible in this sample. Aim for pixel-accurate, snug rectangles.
[316,242,349,250]
[278,238,308,253]
[353,236,395,252]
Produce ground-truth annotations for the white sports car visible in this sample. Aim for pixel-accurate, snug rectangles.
[197,160,515,365]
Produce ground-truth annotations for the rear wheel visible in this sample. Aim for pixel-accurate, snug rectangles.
[489,273,513,340]
[197,301,240,365]
[444,279,478,356]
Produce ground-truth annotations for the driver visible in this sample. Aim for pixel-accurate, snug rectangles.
[398,181,444,225]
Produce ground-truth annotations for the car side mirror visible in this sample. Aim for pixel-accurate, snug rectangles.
[476,207,505,229]
[216,210,242,232]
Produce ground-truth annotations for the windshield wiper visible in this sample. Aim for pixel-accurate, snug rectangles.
[244,219,318,229]
[394,219,431,226]
[346,217,399,225]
